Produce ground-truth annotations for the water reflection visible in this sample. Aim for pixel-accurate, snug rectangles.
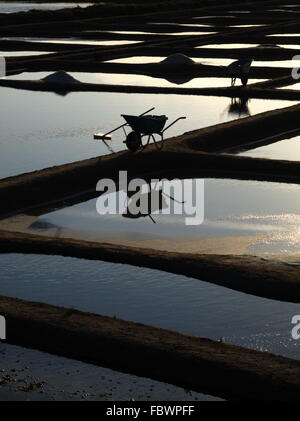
[122,181,185,224]
[5,70,266,89]
[0,85,296,179]
[223,97,251,118]
[23,178,300,256]
[238,135,300,161]
[0,253,299,360]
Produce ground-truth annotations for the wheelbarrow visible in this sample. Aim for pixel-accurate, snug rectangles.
[94,107,186,151]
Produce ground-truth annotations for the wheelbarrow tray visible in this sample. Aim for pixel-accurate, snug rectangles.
[121,114,168,134]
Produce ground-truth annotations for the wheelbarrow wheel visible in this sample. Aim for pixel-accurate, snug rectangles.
[124,131,142,152]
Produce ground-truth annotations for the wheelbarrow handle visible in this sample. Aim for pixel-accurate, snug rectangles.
[139,107,155,117]
[162,116,186,133]
[100,108,155,139]
[101,122,129,138]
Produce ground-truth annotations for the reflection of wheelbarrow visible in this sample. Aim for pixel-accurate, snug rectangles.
[122,180,185,223]
[94,107,186,151]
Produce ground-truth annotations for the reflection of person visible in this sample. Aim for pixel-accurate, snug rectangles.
[227,97,250,118]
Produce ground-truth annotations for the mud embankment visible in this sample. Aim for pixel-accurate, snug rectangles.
[1,294,300,401]
[0,78,299,102]
[1,230,300,303]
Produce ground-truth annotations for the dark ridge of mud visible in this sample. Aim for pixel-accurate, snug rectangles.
[0,78,299,102]
[0,0,279,28]
[1,230,300,303]
[1,293,300,401]
[5,60,291,80]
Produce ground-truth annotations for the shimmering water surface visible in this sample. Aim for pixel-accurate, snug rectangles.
[0,253,299,360]
[1,177,300,398]
[33,178,300,255]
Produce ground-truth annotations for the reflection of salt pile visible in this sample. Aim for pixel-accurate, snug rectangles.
[42,71,80,83]
[157,54,196,85]
[41,71,80,97]
[158,53,195,65]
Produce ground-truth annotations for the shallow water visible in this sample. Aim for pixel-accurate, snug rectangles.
[268,33,300,37]
[108,30,216,36]
[206,58,300,68]
[0,50,53,57]
[149,22,214,28]
[196,43,259,49]
[0,2,93,13]
[2,37,140,46]
[0,253,299,360]
[117,55,300,69]
[229,24,265,28]
[278,44,300,49]
[193,15,236,19]
[104,55,294,69]
[238,135,300,161]
[279,81,300,90]
[2,177,300,397]
[196,43,299,50]
[33,178,300,255]
[0,83,295,179]
[104,56,195,64]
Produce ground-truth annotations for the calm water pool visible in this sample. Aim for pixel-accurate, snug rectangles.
[0,85,294,179]
[279,81,300,90]
[268,33,300,37]
[30,178,300,255]
[196,43,259,49]
[2,176,300,398]
[2,37,140,46]
[238,135,300,161]
[196,43,300,50]
[0,50,53,57]
[104,55,299,69]
[0,253,299,359]
[107,30,217,36]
